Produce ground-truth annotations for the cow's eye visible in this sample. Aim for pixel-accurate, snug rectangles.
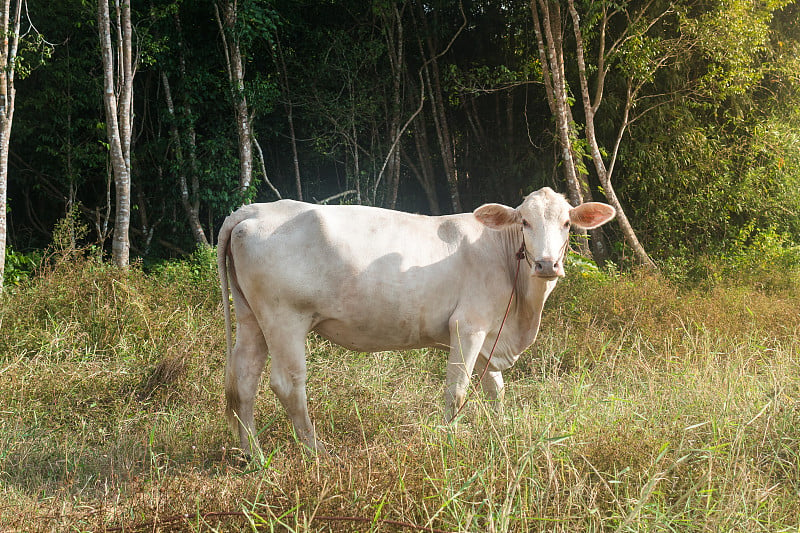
[522,219,530,228]
[563,221,571,229]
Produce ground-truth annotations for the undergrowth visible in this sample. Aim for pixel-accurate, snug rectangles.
[0,254,798,532]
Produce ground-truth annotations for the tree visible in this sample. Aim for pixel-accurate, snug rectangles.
[530,0,671,268]
[160,8,208,247]
[413,1,466,213]
[98,0,135,267]
[269,32,303,201]
[376,1,407,208]
[215,0,254,194]
[530,0,584,208]
[566,0,661,269]
[617,0,799,259]
[162,71,208,246]
[530,0,592,257]
[405,111,441,214]
[0,0,22,290]
[562,0,791,268]
[5,0,800,269]
[0,0,48,286]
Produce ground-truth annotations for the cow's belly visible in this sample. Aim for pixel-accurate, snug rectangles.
[312,311,451,353]
[307,257,460,352]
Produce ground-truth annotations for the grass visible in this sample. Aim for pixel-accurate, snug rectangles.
[0,252,799,532]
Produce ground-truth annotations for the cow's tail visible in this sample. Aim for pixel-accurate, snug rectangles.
[217,208,250,433]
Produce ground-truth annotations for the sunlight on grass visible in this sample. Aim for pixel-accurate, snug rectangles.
[1,258,798,531]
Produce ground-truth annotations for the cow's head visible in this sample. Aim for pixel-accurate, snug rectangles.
[473,187,616,279]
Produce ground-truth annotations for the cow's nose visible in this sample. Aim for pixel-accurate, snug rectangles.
[534,258,564,278]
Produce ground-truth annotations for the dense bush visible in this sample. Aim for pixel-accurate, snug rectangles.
[2,246,41,287]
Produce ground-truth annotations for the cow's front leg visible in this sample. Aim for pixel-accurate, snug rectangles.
[480,370,505,415]
[475,354,505,408]
[444,317,487,422]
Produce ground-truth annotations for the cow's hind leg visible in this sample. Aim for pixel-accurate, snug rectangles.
[226,310,269,459]
[265,317,325,454]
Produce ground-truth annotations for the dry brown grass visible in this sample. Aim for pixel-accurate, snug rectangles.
[1,255,798,531]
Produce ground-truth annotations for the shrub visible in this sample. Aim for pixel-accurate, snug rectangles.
[3,246,41,288]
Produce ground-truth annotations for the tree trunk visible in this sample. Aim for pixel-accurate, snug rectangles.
[422,47,460,213]
[415,3,461,213]
[172,10,210,242]
[530,0,590,256]
[406,116,441,214]
[135,178,156,255]
[0,126,6,290]
[98,0,134,268]
[286,101,302,201]
[464,96,487,148]
[382,2,406,209]
[506,91,515,171]
[161,72,208,246]
[269,35,303,201]
[374,8,433,209]
[567,0,656,269]
[252,135,283,200]
[95,163,113,257]
[215,1,253,194]
[0,0,20,289]
[351,119,361,203]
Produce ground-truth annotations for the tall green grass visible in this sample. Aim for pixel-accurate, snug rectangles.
[1,254,798,531]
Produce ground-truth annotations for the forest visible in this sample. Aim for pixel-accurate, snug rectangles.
[1,0,798,282]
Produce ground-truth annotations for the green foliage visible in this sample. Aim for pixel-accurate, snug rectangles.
[237,0,280,49]
[3,206,91,289]
[617,33,664,83]
[618,0,800,266]
[723,225,800,290]
[228,0,281,116]
[6,0,800,270]
[2,247,41,287]
[565,250,617,281]
[683,0,791,99]
[15,30,54,79]
[149,244,218,288]
[621,98,800,264]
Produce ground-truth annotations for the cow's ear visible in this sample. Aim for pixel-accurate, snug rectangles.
[474,203,521,229]
[569,202,616,229]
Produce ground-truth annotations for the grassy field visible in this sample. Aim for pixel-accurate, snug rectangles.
[1,251,798,532]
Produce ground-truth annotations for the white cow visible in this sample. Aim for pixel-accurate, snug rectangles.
[217,187,615,454]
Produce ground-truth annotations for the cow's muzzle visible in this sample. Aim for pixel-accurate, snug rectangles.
[533,258,565,278]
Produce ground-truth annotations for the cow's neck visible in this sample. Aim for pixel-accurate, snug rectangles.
[501,227,557,351]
